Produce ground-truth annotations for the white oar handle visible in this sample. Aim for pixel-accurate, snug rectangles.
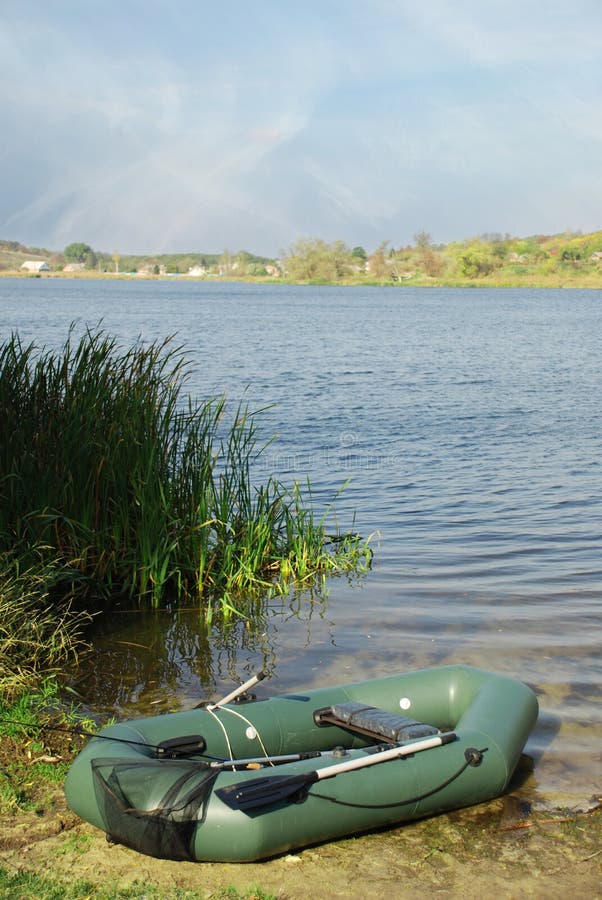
[316,732,456,781]
[207,671,266,710]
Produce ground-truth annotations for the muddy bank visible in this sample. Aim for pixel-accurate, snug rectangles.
[0,779,600,899]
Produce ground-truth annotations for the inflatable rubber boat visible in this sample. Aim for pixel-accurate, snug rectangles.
[65,664,538,862]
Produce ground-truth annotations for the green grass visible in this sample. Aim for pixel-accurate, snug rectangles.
[0,681,92,817]
[0,328,371,633]
[0,686,279,899]
[0,552,91,698]
[0,868,280,899]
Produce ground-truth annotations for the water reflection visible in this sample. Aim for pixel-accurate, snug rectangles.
[68,590,337,718]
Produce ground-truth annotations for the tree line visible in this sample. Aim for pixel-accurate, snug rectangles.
[4,230,602,282]
[62,243,274,276]
[280,230,602,282]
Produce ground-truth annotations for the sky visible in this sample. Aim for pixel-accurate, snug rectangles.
[2,1,602,257]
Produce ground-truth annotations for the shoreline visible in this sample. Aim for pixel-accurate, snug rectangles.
[1,691,599,898]
[1,269,602,291]
[1,714,600,899]
[1,789,600,899]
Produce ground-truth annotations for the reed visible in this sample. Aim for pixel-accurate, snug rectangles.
[0,329,370,620]
[0,551,91,698]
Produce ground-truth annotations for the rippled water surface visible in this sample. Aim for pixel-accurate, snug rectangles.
[1,278,600,807]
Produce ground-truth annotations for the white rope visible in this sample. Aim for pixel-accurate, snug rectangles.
[211,704,275,766]
[203,705,236,768]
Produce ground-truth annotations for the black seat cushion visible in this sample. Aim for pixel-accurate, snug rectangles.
[315,701,439,743]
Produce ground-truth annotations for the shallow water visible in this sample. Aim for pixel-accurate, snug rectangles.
[1,277,600,807]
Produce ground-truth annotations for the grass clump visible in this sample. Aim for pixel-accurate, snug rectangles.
[0,679,96,820]
[0,551,91,699]
[0,328,371,626]
[0,868,281,899]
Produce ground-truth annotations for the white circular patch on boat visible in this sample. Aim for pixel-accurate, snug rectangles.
[399,697,411,710]
[245,726,258,740]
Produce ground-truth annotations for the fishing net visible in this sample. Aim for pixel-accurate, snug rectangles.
[91,757,219,861]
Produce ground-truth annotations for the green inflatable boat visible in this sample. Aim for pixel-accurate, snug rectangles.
[64,664,538,862]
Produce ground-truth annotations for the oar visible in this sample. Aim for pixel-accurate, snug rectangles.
[205,670,266,711]
[209,750,323,770]
[216,732,457,811]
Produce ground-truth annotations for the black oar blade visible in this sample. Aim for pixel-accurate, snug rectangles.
[216,771,318,811]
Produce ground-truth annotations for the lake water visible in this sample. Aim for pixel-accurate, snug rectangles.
[1,276,600,809]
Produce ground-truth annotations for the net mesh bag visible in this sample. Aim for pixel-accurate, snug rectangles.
[92,756,219,861]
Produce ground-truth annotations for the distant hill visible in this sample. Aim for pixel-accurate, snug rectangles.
[0,239,64,271]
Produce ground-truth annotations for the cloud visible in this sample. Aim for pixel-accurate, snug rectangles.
[401,1,602,66]
[2,1,602,253]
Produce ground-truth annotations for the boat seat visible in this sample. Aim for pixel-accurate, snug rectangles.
[314,701,440,744]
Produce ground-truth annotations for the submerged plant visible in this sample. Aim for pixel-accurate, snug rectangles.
[0,328,371,622]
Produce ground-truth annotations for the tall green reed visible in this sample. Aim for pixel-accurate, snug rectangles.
[0,329,371,620]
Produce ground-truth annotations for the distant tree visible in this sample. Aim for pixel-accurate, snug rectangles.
[235,250,252,269]
[65,242,96,268]
[246,263,268,276]
[490,239,510,262]
[413,231,433,250]
[420,247,446,277]
[456,243,496,278]
[367,241,390,279]
[219,249,234,275]
[351,246,367,260]
[559,246,583,261]
[480,232,505,244]
[283,238,354,281]
[510,239,535,259]
[409,231,446,277]
[329,240,354,279]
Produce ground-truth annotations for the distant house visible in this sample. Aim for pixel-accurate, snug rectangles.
[21,260,49,272]
[590,251,602,261]
[137,263,167,276]
[63,263,85,272]
[185,265,207,277]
